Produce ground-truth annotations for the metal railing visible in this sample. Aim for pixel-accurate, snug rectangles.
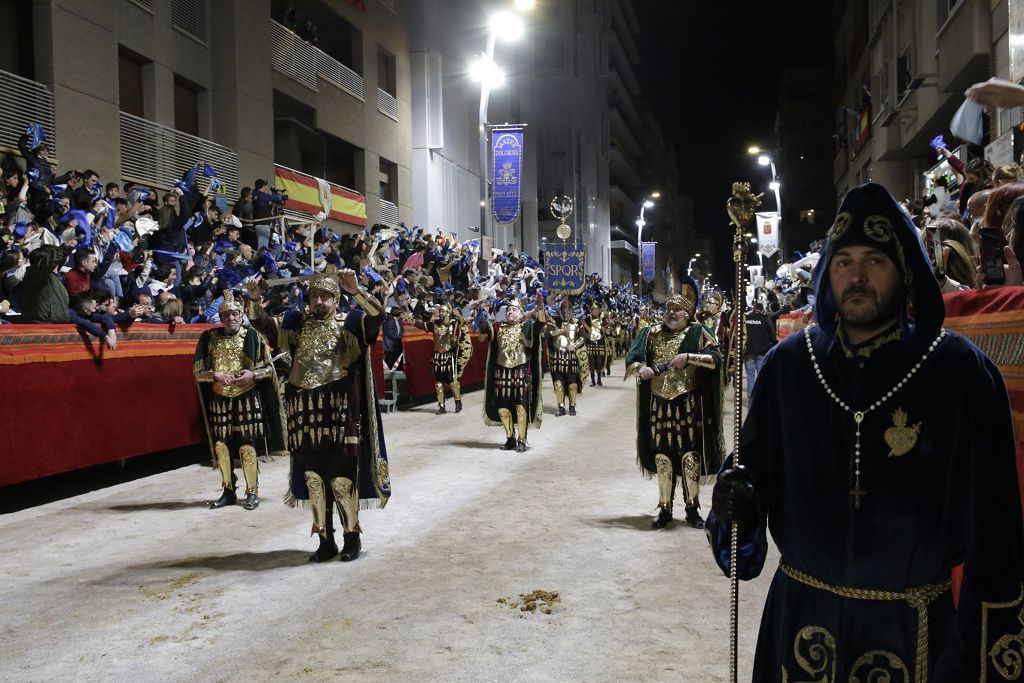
[271,21,365,101]
[378,198,399,227]
[171,0,208,44]
[377,88,398,120]
[0,69,56,158]
[119,112,238,196]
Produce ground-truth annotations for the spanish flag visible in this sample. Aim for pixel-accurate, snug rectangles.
[273,164,368,227]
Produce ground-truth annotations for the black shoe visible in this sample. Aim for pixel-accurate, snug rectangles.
[652,507,673,529]
[568,405,576,416]
[597,376,603,386]
[590,379,596,387]
[455,400,462,413]
[340,532,361,561]
[309,533,338,563]
[516,440,527,452]
[684,507,706,529]
[244,493,260,510]
[501,437,517,450]
[556,406,566,417]
[436,404,446,415]
[209,488,236,509]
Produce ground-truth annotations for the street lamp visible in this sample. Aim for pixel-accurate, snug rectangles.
[475,6,530,251]
[749,147,782,217]
[687,252,701,276]
[635,192,659,294]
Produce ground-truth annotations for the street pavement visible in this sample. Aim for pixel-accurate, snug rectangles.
[0,359,778,682]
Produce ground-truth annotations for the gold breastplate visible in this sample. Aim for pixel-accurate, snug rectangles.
[554,321,577,351]
[649,326,697,400]
[289,316,359,390]
[589,318,603,341]
[210,330,253,397]
[498,322,527,368]
[434,322,455,351]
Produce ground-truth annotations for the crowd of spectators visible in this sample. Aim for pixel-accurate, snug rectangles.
[0,123,649,356]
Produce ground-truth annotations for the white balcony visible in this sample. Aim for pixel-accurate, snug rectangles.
[119,112,238,195]
[379,198,399,227]
[377,88,398,121]
[271,21,365,101]
[0,69,56,158]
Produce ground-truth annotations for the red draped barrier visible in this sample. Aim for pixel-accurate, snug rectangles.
[944,288,1024,510]
[775,311,811,341]
[0,324,212,487]
[396,325,490,399]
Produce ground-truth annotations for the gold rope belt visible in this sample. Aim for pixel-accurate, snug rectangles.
[780,563,951,683]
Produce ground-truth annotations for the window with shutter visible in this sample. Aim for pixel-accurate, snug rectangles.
[118,48,146,118]
[171,0,208,44]
[174,76,200,136]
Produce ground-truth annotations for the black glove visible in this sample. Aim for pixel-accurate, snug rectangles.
[711,466,759,527]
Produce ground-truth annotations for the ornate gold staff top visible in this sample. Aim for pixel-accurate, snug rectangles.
[724,181,761,683]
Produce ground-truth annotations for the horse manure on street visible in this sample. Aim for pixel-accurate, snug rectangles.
[497,590,561,615]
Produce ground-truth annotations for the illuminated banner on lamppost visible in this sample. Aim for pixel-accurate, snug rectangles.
[545,242,586,294]
[492,127,524,224]
[641,242,656,282]
[755,211,780,257]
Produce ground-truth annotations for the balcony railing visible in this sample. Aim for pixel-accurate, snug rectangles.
[379,198,399,227]
[0,69,57,158]
[271,21,365,101]
[377,88,398,121]
[119,112,238,196]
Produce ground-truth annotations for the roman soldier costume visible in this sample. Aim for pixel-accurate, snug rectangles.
[581,303,608,386]
[253,267,391,563]
[193,292,287,511]
[626,281,724,529]
[545,298,588,416]
[480,298,545,452]
[414,304,472,414]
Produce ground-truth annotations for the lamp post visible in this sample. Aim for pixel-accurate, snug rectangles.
[635,192,659,295]
[687,252,701,277]
[473,7,529,250]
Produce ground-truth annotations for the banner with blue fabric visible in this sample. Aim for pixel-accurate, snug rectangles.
[491,127,524,224]
[641,242,656,282]
[544,242,586,294]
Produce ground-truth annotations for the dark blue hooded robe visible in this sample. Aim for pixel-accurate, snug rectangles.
[707,183,1024,682]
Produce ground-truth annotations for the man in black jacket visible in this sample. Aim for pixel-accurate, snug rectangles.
[742,302,775,402]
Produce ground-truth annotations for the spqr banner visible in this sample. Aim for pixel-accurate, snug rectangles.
[545,242,586,294]
[641,242,656,282]
[492,127,524,224]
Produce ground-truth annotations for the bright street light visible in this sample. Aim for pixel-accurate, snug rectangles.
[747,146,761,155]
[695,252,701,257]
[758,155,771,166]
[650,191,661,198]
[643,200,654,208]
[490,11,525,40]
[769,180,781,191]
[470,56,505,86]
[514,0,536,10]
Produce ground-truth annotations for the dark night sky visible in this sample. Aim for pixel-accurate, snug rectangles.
[632,0,834,279]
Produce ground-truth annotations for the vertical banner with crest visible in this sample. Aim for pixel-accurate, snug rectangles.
[545,242,586,294]
[755,211,780,257]
[492,127,524,224]
[641,242,656,282]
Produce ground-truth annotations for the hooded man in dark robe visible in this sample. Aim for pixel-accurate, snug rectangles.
[708,182,1024,682]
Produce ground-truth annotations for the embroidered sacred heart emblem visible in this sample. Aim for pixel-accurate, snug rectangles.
[884,407,921,457]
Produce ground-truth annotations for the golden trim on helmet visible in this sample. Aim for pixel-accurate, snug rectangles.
[308,265,341,298]
[218,289,243,315]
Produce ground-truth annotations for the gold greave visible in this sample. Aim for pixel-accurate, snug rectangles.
[498,408,514,438]
[682,451,701,507]
[435,382,445,406]
[239,444,259,495]
[553,380,565,406]
[515,404,528,441]
[451,380,462,401]
[214,441,233,489]
[304,471,328,538]
[330,477,361,534]
[654,453,674,512]
[568,383,578,407]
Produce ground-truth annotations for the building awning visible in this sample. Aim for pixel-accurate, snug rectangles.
[273,164,367,227]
